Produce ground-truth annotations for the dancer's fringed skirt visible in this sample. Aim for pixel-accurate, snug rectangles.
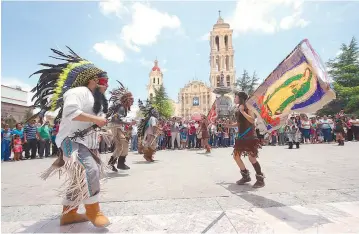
[138,138,144,154]
[143,134,158,162]
[40,138,106,214]
[111,128,129,161]
[233,129,261,157]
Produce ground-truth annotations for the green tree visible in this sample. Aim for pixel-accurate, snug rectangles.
[235,70,259,95]
[317,37,359,116]
[152,85,174,119]
[248,71,259,95]
[236,70,250,92]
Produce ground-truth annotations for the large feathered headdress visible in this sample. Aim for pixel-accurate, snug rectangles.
[29,46,108,121]
[107,80,134,118]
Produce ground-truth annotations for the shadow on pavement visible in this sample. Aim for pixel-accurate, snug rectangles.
[217,182,255,193]
[106,173,129,178]
[217,182,332,230]
[132,160,160,164]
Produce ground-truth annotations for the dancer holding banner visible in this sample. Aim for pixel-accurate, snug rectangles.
[224,91,265,188]
[226,39,335,188]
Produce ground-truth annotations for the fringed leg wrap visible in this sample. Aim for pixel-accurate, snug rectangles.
[41,142,108,215]
[59,160,92,214]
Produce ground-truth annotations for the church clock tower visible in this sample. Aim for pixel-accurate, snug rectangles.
[147,59,163,99]
[209,11,236,103]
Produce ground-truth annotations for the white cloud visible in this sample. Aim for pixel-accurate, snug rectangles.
[228,0,310,35]
[199,32,210,41]
[139,58,153,68]
[93,41,125,64]
[120,2,181,52]
[99,0,128,17]
[279,12,309,30]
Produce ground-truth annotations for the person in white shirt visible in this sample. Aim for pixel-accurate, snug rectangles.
[131,123,138,151]
[319,115,333,142]
[171,118,181,149]
[30,48,110,228]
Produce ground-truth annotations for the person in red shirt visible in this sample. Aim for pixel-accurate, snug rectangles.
[188,122,196,149]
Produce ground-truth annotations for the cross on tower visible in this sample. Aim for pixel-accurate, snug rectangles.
[218,10,221,17]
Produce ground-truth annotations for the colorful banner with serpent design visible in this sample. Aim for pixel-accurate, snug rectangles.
[246,39,336,132]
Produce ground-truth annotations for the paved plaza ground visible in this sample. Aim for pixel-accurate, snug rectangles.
[1,142,359,233]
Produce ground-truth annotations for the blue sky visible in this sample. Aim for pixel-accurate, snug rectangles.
[2,0,359,109]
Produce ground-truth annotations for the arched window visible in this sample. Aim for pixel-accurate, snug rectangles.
[216,56,220,72]
[226,75,230,86]
[153,78,155,84]
[224,35,228,51]
[157,78,159,84]
[215,36,219,51]
[216,76,220,87]
[225,55,229,71]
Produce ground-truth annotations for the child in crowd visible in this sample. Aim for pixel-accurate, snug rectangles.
[12,134,23,161]
[180,126,188,149]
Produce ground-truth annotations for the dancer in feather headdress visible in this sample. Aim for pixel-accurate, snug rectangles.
[107,81,134,172]
[137,99,160,162]
[30,47,111,228]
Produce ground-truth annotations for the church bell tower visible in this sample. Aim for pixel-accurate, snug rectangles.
[209,11,236,103]
[147,59,163,100]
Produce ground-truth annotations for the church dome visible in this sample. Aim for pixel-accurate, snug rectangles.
[152,59,161,71]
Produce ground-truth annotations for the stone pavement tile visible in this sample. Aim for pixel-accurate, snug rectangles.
[304,203,352,220]
[64,221,110,233]
[230,192,304,209]
[36,219,74,233]
[1,219,51,233]
[101,197,222,217]
[329,201,359,218]
[1,204,61,222]
[293,190,357,204]
[225,208,284,233]
[260,204,331,232]
[215,195,254,211]
[317,217,359,233]
[107,211,224,233]
[205,213,237,234]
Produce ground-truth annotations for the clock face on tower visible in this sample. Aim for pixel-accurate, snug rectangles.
[193,97,199,106]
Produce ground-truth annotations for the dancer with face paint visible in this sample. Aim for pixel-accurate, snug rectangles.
[224,91,265,188]
[30,47,112,227]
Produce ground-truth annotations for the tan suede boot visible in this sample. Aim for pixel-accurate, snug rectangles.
[60,206,88,226]
[85,203,110,228]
